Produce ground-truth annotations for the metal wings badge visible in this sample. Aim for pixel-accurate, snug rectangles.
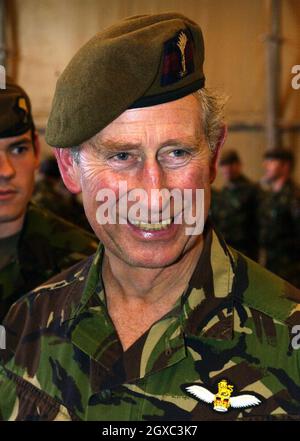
[185,379,261,413]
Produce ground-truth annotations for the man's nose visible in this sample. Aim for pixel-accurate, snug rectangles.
[142,159,165,190]
[138,159,169,213]
[0,154,16,180]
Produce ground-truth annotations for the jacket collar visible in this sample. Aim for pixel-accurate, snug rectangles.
[69,223,235,387]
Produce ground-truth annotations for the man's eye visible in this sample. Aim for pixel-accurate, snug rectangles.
[107,151,140,169]
[114,152,130,161]
[169,149,188,158]
[158,148,192,168]
[10,146,28,155]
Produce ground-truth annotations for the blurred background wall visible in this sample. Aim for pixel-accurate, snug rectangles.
[2,0,300,186]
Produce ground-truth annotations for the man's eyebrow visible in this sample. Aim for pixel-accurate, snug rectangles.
[8,138,32,148]
[159,137,201,148]
[91,136,201,152]
[91,139,142,153]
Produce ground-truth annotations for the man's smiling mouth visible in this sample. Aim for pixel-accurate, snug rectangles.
[128,217,173,231]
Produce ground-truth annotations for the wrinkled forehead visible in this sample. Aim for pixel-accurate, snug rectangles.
[92,94,202,145]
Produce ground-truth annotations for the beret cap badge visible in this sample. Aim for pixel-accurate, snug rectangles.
[17,97,29,113]
[161,29,195,87]
[177,31,188,77]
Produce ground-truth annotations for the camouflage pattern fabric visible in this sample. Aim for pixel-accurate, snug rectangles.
[0,203,98,322]
[259,179,300,288]
[0,225,299,421]
[210,175,259,260]
[33,179,93,232]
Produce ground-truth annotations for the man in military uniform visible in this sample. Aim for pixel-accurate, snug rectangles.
[211,150,259,260]
[0,14,299,421]
[259,148,300,288]
[33,156,93,232]
[0,80,97,321]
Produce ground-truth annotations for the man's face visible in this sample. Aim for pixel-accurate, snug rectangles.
[0,131,39,224]
[263,159,288,182]
[220,162,241,183]
[63,95,217,268]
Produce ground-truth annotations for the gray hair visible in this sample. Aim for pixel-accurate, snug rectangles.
[193,88,227,155]
[70,87,227,162]
[70,144,81,164]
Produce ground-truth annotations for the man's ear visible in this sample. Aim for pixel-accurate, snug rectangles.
[54,148,82,194]
[210,125,227,183]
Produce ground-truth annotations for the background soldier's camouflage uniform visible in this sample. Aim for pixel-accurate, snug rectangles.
[259,179,300,288]
[0,203,97,322]
[33,157,92,232]
[211,175,259,260]
[0,225,299,421]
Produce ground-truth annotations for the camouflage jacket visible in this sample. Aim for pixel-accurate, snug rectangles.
[33,179,93,232]
[0,226,300,421]
[210,175,259,260]
[258,179,300,287]
[0,203,98,322]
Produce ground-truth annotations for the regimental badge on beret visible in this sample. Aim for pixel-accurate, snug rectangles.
[161,29,195,87]
[17,97,29,113]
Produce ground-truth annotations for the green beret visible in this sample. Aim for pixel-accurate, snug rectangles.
[46,12,205,147]
[219,150,241,166]
[0,80,34,138]
[264,148,294,164]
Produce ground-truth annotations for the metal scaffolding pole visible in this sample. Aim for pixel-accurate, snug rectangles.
[0,0,5,67]
[265,0,282,150]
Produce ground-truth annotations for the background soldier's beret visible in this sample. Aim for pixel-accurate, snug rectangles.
[264,148,294,164]
[0,80,34,138]
[219,150,241,166]
[46,12,205,147]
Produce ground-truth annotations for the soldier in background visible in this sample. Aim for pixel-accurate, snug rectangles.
[33,156,93,232]
[259,148,300,287]
[211,150,259,260]
[0,80,98,321]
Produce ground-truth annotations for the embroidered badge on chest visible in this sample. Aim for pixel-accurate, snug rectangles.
[161,29,195,87]
[185,379,261,413]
